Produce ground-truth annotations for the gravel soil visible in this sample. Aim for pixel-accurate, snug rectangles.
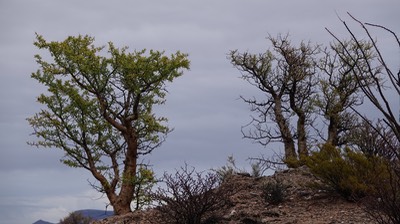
[93,166,375,224]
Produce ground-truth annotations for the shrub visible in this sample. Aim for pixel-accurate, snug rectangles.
[262,180,286,205]
[362,161,400,224]
[307,143,400,223]
[59,211,93,224]
[214,155,241,181]
[152,164,230,224]
[350,121,400,223]
[306,144,387,201]
[214,155,270,182]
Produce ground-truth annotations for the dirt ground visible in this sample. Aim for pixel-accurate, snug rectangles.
[93,166,375,224]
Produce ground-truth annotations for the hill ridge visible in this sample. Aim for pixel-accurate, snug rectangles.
[94,166,375,223]
[33,209,114,224]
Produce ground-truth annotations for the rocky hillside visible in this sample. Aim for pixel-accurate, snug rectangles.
[94,166,375,224]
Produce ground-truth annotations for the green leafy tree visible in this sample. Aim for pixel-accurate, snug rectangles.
[27,34,189,215]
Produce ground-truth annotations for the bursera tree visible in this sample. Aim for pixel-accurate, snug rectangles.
[229,35,319,167]
[316,40,375,147]
[27,34,189,214]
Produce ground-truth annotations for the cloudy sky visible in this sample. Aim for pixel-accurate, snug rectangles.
[0,1,399,223]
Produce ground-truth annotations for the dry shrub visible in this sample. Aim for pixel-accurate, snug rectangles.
[362,163,400,224]
[152,164,231,224]
[59,211,93,224]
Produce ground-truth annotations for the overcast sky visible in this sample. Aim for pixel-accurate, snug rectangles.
[0,1,399,223]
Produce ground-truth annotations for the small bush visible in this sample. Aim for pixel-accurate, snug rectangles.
[59,212,93,224]
[306,144,388,201]
[215,156,270,182]
[364,182,400,223]
[362,163,400,224]
[214,155,241,181]
[262,180,286,205]
[350,121,400,223]
[152,164,230,224]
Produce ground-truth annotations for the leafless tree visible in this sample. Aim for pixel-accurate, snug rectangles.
[327,13,400,224]
[327,13,400,146]
[229,34,319,167]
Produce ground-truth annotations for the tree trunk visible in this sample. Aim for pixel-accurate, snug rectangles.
[111,131,138,215]
[87,152,134,215]
[297,114,308,161]
[327,115,339,146]
[274,98,297,166]
[111,196,133,215]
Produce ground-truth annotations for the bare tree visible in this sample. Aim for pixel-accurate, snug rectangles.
[327,13,400,145]
[229,34,319,167]
[327,13,400,224]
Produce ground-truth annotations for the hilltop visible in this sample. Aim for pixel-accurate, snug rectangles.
[33,209,113,224]
[94,166,374,224]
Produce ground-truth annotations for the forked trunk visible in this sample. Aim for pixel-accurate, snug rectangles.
[111,197,133,215]
[110,132,138,215]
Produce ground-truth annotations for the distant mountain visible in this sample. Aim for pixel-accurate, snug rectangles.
[74,209,114,220]
[32,209,114,224]
[32,220,54,224]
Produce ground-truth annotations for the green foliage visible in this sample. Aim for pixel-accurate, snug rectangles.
[306,144,387,200]
[283,156,304,169]
[27,34,189,214]
[28,34,189,164]
[28,34,190,166]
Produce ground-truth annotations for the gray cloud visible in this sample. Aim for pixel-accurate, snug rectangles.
[0,0,399,223]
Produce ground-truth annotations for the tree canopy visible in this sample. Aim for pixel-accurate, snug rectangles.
[27,34,190,214]
[229,34,376,167]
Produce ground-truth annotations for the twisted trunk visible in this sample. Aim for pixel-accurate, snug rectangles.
[274,97,297,165]
[101,130,138,215]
